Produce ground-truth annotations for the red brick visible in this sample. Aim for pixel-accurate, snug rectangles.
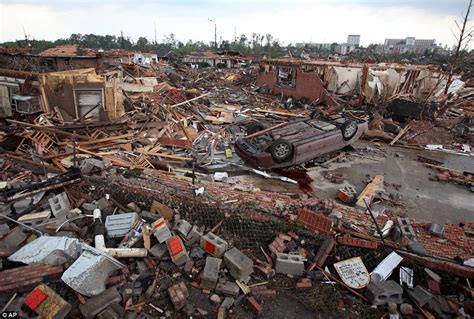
[247,296,263,315]
[252,287,277,300]
[296,278,312,289]
[337,235,379,249]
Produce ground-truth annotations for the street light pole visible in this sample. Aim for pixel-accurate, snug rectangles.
[208,18,217,49]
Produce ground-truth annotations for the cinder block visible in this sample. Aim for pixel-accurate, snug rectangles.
[224,247,253,282]
[105,213,141,238]
[186,225,203,246]
[173,219,192,237]
[48,193,71,218]
[275,253,305,276]
[407,285,433,307]
[151,218,172,243]
[397,217,416,239]
[407,240,428,255]
[200,257,222,290]
[215,281,240,297]
[166,236,189,266]
[79,287,122,319]
[366,280,403,306]
[201,232,228,257]
[80,158,105,174]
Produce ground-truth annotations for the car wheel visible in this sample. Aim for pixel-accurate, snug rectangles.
[247,122,267,135]
[269,139,293,163]
[341,120,358,141]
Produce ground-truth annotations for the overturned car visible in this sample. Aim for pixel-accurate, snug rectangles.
[235,113,368,169]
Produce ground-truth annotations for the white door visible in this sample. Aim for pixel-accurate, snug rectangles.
[75,90,102,120]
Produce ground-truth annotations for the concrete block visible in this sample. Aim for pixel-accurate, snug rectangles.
[174,219,192,237]
[105,213,140,239]
[151,218,172,243]
[0,227,27,255]
[366,280,403,306]
[13,197,32,214]
[221,297,234,309]
[397,217,416,239]
[429,223,445,237]
[275,253,305,276]
[49,192,71,218]
[79,287,122,318]
[166,236,189,266]
[407,240,428,255]
[201,232,228,257]
[0,223,10,238]
[24,284,71,319]
[18,210,51,225]
[407,285,433,307]
[149,243,168,259]
[224,247,253,282]
[80,158,105,174]
[200,256,222,290]
[215,281,240,297]
[186,225,203,246]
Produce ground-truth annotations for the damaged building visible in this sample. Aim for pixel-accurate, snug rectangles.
[0,68,124,121]
[257,58,450,108]
[183,51,251,68]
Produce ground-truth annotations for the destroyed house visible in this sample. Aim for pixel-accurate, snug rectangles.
[37,44,100,72]
[183,51,251,68]
[0,68,124,121]
[257,58,449,106]
[99,49,134,67]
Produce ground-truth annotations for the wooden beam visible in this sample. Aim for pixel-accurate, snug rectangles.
[389,123,411,146]
[255,108,304,117]
[169,93,210,108]
[246,122,288,138]
[75,147,132,167]
[6,119,90,141]
[75,133,133,146]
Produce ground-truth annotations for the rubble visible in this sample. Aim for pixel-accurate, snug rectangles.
[0,53,472,318]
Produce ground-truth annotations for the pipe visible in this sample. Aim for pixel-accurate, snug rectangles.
[93,209,147,258]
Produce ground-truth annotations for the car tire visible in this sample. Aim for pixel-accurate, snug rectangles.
[247,122,267,135]
[341,120,358,141]
[269,139,293,163]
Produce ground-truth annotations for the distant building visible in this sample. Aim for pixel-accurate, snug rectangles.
[383,37,437,54]
[335,44,357,55]
[347,35,361,46]
[182,51,251,68]
[295,43,332,50]
[38,44,99,71]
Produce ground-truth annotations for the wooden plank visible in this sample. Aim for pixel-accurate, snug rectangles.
[255,108,304,117]
[246,122,288,138]
[75,133,133,146]
[6,119,90,141]
[75,147,132,167]
[389,123,411,146]
[169,93,210,109]
[157,136,192,148]
[142,152,192,161]
[355,175,384,209]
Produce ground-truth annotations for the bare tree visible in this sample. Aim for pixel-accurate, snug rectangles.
[444,0,473,94]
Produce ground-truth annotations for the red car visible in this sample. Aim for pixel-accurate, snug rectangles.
[235,113,368,169]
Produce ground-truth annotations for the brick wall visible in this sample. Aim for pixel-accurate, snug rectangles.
[256,67,337,106]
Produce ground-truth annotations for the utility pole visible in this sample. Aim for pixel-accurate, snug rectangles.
[120,30,124,49]
[154,22,157,45]
[208,18,217,49]
[234,26,237,43]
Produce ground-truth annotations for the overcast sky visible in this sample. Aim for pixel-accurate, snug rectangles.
[0,0,471,47]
